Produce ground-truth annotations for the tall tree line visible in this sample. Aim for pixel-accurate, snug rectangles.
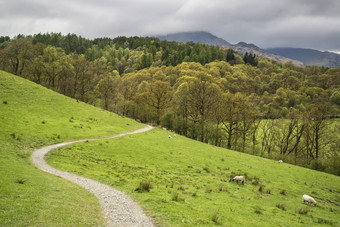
[0,34,339,175]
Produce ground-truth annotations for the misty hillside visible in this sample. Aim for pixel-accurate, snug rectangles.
[266,48,340,67]
[157,31,304,66]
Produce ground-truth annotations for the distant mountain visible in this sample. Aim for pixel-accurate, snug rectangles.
[157,31,304,67]
[266,48,340,67]
[158,31,233,48]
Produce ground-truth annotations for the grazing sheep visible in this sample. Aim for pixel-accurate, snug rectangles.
[278,160,283,163]
[232,176,245,184]
[303,194,317,206]
[168,135,171,138]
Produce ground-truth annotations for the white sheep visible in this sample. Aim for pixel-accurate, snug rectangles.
[278,160,283,163]
[303,194,317,206]
[231,176,245,184]
[168,135,171,138]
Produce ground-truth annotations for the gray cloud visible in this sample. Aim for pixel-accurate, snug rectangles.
[1,0,339,52]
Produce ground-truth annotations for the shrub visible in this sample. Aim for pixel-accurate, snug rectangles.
[276,203,286,211]
[310,160,326,172]
[3,100,7,104]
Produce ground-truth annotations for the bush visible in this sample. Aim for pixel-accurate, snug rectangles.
[310,160,326,172]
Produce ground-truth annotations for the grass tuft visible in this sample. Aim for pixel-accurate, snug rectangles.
[211,209,220,223]
[258,185,265,192]
[15,178,26,184]
[298,207,310,215]
[254,206,264,215]
[280,189,287,195]
[276,203,286,211]
[206,186,213,193]
[135,180,152,192]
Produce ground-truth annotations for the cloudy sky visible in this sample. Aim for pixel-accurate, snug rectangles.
[1,0,340,52]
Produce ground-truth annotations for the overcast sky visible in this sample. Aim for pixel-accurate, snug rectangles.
[1,0,340,52]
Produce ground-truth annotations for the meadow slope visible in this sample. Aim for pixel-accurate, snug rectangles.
[47,128,340,226]
[0,71,142,226]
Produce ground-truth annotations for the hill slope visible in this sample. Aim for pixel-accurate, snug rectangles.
[266,47,340,67]
[0,71,142,226]
[157,31,304,66]
[48,123,340,225]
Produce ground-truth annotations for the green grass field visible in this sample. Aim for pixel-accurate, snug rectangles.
[47,128,340,226]
[1,71,340,226]
[0,71,142,226]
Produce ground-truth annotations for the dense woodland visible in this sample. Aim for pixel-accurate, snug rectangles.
[1,33,339,175]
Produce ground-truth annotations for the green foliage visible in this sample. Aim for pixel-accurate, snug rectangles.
[1,33,339,175]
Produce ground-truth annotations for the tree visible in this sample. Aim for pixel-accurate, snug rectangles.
[218,92,254,150]
[96,70,120,110]
[39,46,72,88]
[178,71,222,142]
[304,104,329,161]
[0,38,32,75]
[136,80,173,124]
[71,55,97,102]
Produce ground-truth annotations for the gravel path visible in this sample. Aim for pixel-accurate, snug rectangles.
[31,125,155,227]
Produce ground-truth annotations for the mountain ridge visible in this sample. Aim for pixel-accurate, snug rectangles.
[266,47,340,67]
[157,31,340,67]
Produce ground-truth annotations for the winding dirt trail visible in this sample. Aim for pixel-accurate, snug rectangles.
[31,125,155,227]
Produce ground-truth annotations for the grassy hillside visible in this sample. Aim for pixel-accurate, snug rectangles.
[0,70,142,226]
[47,128,340,226]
